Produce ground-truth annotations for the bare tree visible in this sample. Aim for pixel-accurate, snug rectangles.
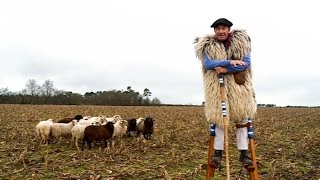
[25,79,40,96]
[151,97,161,105]
[41,79,55,96]
[0,87,10,95]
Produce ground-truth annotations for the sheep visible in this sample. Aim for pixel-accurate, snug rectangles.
[82,122,114,151]
[57,115,83,123]
[136,117,145,125]
[127,118,137,137]
[78,116,105,126]
[35,119,54,144]
[105,115,122,123]
[71,121,101,150]
[71,124,87,150]
[50,120,76,142]
[136,117,154,140]
[110,119,127,147]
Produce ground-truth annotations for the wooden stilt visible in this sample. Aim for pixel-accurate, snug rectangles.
[248,139,259,179]
[206,135,216,179]
[244,119,259,180]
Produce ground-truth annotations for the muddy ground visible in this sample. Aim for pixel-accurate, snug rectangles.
[0,105,319,179]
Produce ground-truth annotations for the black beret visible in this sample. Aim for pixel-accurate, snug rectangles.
[210,18,233,28]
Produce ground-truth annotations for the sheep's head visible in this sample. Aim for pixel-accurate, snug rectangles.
[144,117,154,127]
[119,120,127,127]
[100,118,107,124]
[137,117,145,121]
[113,115,122,121]
[74,115,83,120]
[92,122,101,126]
[83,116,91,120]
[71,120,77,126]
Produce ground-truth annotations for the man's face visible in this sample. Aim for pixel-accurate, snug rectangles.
[214,25,230,41]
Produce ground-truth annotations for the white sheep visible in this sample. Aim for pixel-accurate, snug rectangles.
[71,124,87,150]
[112,120,127,138]
[35,119,54,144]
[50,120,76,142]
[78,116,105,126]
[136,117,144,124]
[111,119,128,147]
[105,115,122,123]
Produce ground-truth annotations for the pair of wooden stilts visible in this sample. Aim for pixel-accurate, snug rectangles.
[206,75,259,180]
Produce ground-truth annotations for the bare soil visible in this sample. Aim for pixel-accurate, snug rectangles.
[0,105,319,179]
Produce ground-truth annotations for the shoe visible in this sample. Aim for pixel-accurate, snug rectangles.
[211,150,223,165]
[240,150,253,166]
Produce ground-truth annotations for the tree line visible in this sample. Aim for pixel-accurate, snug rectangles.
[0,79,161,106]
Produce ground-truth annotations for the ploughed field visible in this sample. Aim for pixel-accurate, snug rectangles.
[0,104,319,179]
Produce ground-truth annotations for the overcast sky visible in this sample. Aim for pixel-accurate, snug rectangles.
[0,0,319,106]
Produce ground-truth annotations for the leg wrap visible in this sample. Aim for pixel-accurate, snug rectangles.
[214,126,224,150]
[236,118,250,150]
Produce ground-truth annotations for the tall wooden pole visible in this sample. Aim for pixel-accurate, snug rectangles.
[218,74,231,180]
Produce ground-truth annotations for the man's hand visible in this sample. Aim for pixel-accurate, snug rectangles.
[230,60,246,67]
[214,67,228,74]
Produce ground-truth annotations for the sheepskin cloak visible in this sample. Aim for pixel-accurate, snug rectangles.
[194,29,257,127]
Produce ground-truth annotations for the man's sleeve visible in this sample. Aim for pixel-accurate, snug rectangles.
[203,53,231,70]
[226,52,251,73]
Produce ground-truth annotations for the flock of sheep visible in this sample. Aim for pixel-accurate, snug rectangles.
[35,115,154,151]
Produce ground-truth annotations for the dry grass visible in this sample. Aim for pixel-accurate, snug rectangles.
[0,105,319,179]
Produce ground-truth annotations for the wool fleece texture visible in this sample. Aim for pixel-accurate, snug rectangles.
[194,29,257,127]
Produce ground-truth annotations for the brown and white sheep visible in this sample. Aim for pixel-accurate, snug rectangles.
[71,121,101,150]
[136,117,154,140]
[82,121,114,151]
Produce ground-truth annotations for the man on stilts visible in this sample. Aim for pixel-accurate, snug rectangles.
[194,18,257,168]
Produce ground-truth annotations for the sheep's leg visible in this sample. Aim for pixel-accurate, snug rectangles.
[136,131,140,138]
[69,136,73,148]
[44,135,48,144]
[40,134,44,144]
[147,134,151,140]
[81,140,86,151]
[39,137,43,144]
[104,140,108,148]
[112,140,115,148]
[70,135,76,146]
[75,139,79,150]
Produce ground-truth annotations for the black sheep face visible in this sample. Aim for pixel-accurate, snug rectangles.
[145,117,154,127]
[143,117,154,140]
[74,115,83,121]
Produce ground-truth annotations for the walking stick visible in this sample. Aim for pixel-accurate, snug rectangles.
[218,74,231,180]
